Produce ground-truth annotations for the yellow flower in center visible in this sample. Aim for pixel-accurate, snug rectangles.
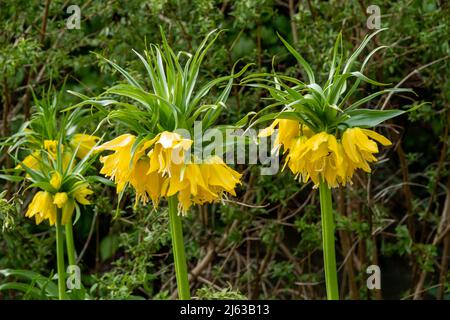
[148,132,193,177]
[16,151,41,171]
[259,119,313,153]
[96,131,242,214]
[129,158,166,207]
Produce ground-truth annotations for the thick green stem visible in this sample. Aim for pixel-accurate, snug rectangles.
[65,217,76,267]
[168,196,191,300]
[319,180,339,300]
[55,210,66,300]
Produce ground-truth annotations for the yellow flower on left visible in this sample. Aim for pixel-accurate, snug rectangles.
[95,134,144,193]
[25,191,57,226]
[24,171,93,226]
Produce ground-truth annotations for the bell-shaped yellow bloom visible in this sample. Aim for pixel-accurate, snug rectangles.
[287,132,345,187]
[259,119,313,154]
[70,134,100,159]
[25,191,57,226]
[148,132,193,177]
[342,127,392,173]
[96,131,242,214]
[264,120,393,187]
[129,158,166,206]
[53,192,68,208]
[200,156,242,196]
[162,156,241,213]
[72,183,93,205]
[95,134,143,193]
[164,162,215,212]
[16,151,41,171]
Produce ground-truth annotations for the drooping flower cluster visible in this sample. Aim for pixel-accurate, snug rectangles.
[25,172,93,226]
[18,134,98,226]
[96,131,242,213]
[260,119,392,188]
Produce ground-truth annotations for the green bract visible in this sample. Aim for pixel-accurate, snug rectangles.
[242,29,417,133]
[68,29,251,140]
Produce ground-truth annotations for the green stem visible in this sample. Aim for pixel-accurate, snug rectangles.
[319,179,339,300]
[168,196,191,300]
[55,210,66,300]
[65,217,76,267]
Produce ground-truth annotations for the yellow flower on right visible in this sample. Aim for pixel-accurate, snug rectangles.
[262,121,392,188]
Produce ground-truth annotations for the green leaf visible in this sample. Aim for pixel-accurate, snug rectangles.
[345,88,413,111]
[87,175,115,187]
[235,111,257,128]
[0,269,59,298]
[341,109,405,128]
[277,33,315,84]
[0,282,46,299]
[100,234,120,262]
[0,174,24,182]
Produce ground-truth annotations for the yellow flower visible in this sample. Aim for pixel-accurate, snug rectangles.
[269,122,392,187]
[44,140,60,157]
[70,134,100,159]
[96,131,242,214]
[95,134,143,193]
[25,191,57,226]
[50,171,62,190]
[148,131,193,177]
[53,192,68,208]
[16,151,41,171]
[129,158,166,206]
[163,156,241,213]
[164,163,212,210]
[17,140,72,173]
[72,183,93,205]
[259,119,313,153]
[62,151,74,171]
[53,192,76,225]
[200,156,242,196]
[287,131,345,187]
[342,127,392,173]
